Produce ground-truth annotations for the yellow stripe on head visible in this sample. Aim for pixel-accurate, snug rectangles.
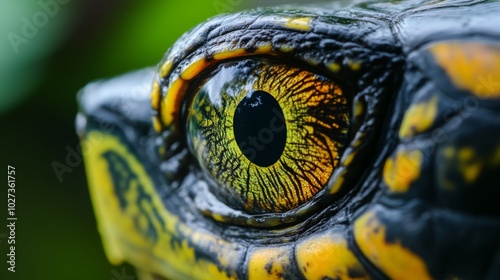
[82,131,241,279]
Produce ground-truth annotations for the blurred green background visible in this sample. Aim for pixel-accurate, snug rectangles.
[0,0,325,279]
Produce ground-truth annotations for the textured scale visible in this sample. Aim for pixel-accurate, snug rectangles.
[76,1,500,279]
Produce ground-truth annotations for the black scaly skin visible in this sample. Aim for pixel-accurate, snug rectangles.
[77,1,500,279]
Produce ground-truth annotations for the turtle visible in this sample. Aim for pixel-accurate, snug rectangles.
[76,0,500,279]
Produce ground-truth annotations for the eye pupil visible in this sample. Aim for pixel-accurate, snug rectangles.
[233,90,287,167]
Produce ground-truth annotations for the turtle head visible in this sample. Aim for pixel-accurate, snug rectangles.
[77,1,500,279]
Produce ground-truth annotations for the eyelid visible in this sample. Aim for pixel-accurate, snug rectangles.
[150,11,390,136]
[153,47,290,132]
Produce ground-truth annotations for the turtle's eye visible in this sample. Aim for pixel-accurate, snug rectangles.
[186,59,350,214]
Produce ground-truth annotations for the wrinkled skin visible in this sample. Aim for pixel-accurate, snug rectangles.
[77,0,500,279]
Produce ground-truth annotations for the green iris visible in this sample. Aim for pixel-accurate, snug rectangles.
[187,59,350,213]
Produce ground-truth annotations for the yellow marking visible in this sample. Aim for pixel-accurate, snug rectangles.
[181,58,209,80]
[457,147,482,184]
[152,117,162,133]
[296,231,370,280]
[383,149,423,193]
[441,145,485,185]
[354,211,432,280]
[462,162,482,183]
[329,169,347,194]
[161,79,188,127]
[213,45,275,61]
[354,101,365,118]
[159,61,173,78]
[458,147,481,183]
[213,48,247,60]
[158,145,166,157]
[254,44,273,54]
[399,96,439,138]
[429,41,500,98]
[347,60,362,71]
[492,145,500,165]
[327,62,341,73]
[442,146,455,159]
[150,80,161,111]
[211,213,225,223]
[281,17,312,31]
[458,147,474,162]
[343,151,356,167]
[304,57,320,66]
[83,132,239,280]
[279,45,294,53]
[248,247,290,280]
[351,136,363,148]
[438,147,456,190]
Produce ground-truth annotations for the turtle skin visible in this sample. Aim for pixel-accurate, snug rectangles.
[76,0,500,279]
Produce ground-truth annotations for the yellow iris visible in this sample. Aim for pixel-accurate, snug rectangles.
[187,59,349,213]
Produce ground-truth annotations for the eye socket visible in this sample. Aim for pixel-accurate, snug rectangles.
[186,59,350,214]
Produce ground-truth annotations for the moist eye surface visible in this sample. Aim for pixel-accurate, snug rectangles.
[187,59,350,213]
